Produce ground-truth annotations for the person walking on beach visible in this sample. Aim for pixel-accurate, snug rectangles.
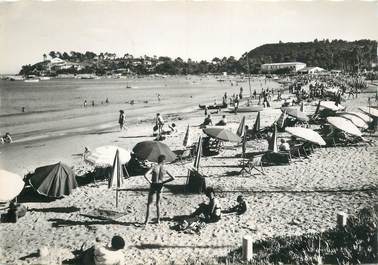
[144,155,175,225]
[155,113,164,136]
[84,100,87,108]
[118,110,126,131]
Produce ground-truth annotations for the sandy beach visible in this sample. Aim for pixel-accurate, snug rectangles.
[0,77,377,265]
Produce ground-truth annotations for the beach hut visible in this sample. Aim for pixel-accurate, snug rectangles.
[29,162,77,198]
[0,170,25,202]
[108,150,124,207]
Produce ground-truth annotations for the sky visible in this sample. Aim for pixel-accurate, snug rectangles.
[0,1,377,74]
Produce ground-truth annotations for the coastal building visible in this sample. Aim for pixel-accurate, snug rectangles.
[297,66,325,74]
[261,62,306,73]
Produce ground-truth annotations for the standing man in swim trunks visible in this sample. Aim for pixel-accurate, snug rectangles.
[144,155,175,225]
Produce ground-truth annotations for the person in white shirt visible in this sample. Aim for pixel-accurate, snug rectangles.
[279,139,290,152]
[81,236,125,265]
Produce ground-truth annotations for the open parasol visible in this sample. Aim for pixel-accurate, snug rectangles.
[203,127,242,143]
[320,101,345,111]
[285,127,326,146]
[327,117,362,137]
[0,170,25,202]
[86,146,131,167]
[281,107,309,122]
[359,106,378,118]
[132,141,177,163]
[29,162,78,198]
[345,111,372,123]
[338,113,368,129]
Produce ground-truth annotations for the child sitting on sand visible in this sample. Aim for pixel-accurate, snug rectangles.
[222,195,248,215]
[200,115,213,128]
[216,115,227,126]
[190,187,221,223]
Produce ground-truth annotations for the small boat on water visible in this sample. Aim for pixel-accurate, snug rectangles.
[227,105,263,113]
[24,79,40,83]
[39,76,51,81]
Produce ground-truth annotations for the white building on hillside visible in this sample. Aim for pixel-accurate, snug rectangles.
[261,62,306,73]
[297,66,325,74]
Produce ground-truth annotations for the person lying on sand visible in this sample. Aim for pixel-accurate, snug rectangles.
[144,155,175,225]
[222,195,247,215]
[79,235,125,265]
[0,132,12,144]
[190,187,221,223]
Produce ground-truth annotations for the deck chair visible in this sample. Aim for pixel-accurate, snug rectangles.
[174,145,196,165]
[239,154,265,176]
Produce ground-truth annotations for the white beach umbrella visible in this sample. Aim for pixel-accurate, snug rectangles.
[359,106,378,118]
[327,117,362,137]
[320,101,345,111]
[338,113,368,129]
[85,146,131,167]
[285,127,326,146]
[344,111,373,123]
[0,170,25,202]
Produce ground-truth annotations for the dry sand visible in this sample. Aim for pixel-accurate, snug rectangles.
[0,84,377,265]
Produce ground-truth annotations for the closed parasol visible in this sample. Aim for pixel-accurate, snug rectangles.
[320,101,345,111]
[285,127,326,146]
[203,127,242,143]
[236,116,246,136]
[281,107,309,122]
[29,162,78,198]
[0,170,25,202]
[327,117,362,137]
[108,150,124,207]
[359,106,378,118]
[183,125,191,147]
[85,146,131,167]
[132,141,177,163]
[338,113,368,129]
[268,124,278,152]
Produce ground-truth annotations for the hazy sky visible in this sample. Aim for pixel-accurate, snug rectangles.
[0,1,377,74]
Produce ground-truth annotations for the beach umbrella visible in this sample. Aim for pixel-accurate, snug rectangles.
[326,117,362,137]
[193,136,203,170]
[236,116,246,137]
[203,127,242,143]
[268,125,278,152]
[300,102,304,112]
[281,107,309,122]
[276,110,286,129]
[0,170,25,202]
[86,146,131,167]
[108,150,124,207]
[252,112,261,132]
[345,111,373,123]
[359,106,378,118]
[338,113,368,129]
[29,162,77,198]
[183,124,191,147]
[320,101,345,111]
[132,141,177,163]
[285,127,326,146]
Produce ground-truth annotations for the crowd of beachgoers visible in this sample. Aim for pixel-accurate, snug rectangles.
[0,73,377,265]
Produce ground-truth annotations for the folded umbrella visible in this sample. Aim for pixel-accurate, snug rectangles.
[85,145,131,167]
[0,170,25,202]
[327,117,362,137]
[29,162,78,198]
[285,127,326,146]
[203,127,242,143]
[132,141,177,163]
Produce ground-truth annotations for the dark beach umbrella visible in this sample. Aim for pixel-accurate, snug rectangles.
[193,136,203,170]
[252,112,261,132]
[203,127,242,143]
[268,124,278,152]
[29,162,78,198]
[132,141,177,163]
[281,107,309,122]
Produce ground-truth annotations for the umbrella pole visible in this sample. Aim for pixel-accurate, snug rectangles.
[116,189,119,208]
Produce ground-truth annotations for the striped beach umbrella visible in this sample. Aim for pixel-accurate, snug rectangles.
[183,124,191,147]
[236,116,246,137]
[108,150,124,207]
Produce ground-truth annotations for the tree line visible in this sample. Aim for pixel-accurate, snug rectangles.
[19,39,377,76]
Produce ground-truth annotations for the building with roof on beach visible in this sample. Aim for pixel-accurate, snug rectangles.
[261,62,306,73]
[297,66,326,74]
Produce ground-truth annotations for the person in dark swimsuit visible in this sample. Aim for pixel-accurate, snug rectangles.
[144,155,175,225]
